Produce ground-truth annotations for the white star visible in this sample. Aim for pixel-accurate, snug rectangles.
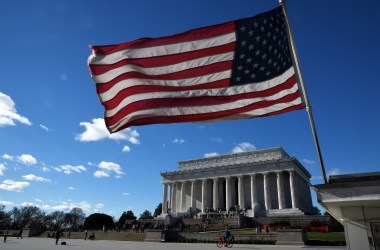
[249,30,254,36]
[237,65,243,71]
[254,21,259,28]
[246,57,252,63]
[260,66,265,71]
[249,44,254,50]
[255,36,261,42]
[240,25,246,32]
[241,40,247,46]
[266,71,271,76]
[240,54,246,59]
[253,63,259,68]
[255,50,261,56]
[235,76,241,82]
[244,69,250,74]
[250,73,256,79]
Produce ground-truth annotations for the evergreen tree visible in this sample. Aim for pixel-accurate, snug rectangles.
[153,203,162,217]
[139,210,153,220]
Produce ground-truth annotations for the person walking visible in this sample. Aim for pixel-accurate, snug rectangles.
[84,230,88,240]
[55,228,61,245]
[17,228,23,239]
[4,228,9,243]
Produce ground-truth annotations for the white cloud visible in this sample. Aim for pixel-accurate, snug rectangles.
[60,74,68,81]
[41,166,50,172]
[41,201,91,212]
[2,154,13,160]
[76,118,140,144]
[68,187,76,190]
[303,159,316,165]
[95,203,105,209]
[22,174,51,182]
[173,138,185,144]
[35,199,43,202]
[328,168,343,177]
[122,192,130,196]
[39,124,49,131]
[0,92,32,127]
[0,163,6,176]
[0,200,14,206]
[0,179,30,192]
[93,171,109,178]
[17,154,37,165]
[204,152,219,158]
[122,145,131,152]
[232,142,256,153]
[54,165,87,175]
[211,137,223,143]
[96,161,124,177]
[20,202,35,207]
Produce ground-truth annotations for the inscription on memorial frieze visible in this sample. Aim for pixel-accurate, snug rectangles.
[178,148,287,171]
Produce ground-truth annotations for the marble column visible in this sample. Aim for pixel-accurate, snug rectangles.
[276,172,284,209]
[162,183,168,214]
[263,173,271,210]
[225,177,231,212]
[250,174,257,211]
[289,170,298,209]
[181,182,186,212]
[190,180,196,212]
[171,182,177,212]
[238,176,245,209]
[201,179,207,213]
[213,178,219,210]
[168,183,173,212]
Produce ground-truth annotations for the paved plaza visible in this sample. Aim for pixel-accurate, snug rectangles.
[1,237,346,250]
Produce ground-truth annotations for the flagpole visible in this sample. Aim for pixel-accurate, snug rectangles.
[279,0,328,184]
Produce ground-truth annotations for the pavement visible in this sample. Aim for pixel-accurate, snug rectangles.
[1,237,346,250]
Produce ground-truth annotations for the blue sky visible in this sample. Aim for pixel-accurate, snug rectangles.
[1,0,379,219]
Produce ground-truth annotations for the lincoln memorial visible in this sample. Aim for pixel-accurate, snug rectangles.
[160,147,314,217]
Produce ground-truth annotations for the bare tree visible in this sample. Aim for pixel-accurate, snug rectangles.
[48,211,65,229]
[0,205,11,228]
[64,207,86,231]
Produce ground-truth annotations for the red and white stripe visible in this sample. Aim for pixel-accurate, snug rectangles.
[88,20,303,133]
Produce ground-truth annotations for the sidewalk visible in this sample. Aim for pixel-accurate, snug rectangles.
[2,237,347,250]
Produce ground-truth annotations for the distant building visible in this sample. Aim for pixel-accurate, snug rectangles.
[160,147,313,217]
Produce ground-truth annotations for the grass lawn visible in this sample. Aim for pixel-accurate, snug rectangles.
[307,232,345,241]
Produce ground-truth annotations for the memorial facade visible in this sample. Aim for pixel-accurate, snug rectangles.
[160,147,313,217]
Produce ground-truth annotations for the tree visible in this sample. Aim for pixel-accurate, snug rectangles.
[139,210,153,220]
[324,211,344,232]
[84,213,114,230]
[0,205,11,228]
[48,211,66,229]
[310,206,321,215]
[153,203,162,217]
[118,210,136,225]
[64,207,86,231]
[19,206,45,228]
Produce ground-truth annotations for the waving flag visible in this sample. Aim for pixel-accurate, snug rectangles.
[88,6,305,133]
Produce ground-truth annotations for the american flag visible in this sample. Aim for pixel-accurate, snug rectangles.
[88,6,305,133]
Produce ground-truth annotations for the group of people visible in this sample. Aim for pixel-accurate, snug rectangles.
[84,230,95,240]
[3,228,23,243]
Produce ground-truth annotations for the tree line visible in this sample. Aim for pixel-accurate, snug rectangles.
[0,203,162,231]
